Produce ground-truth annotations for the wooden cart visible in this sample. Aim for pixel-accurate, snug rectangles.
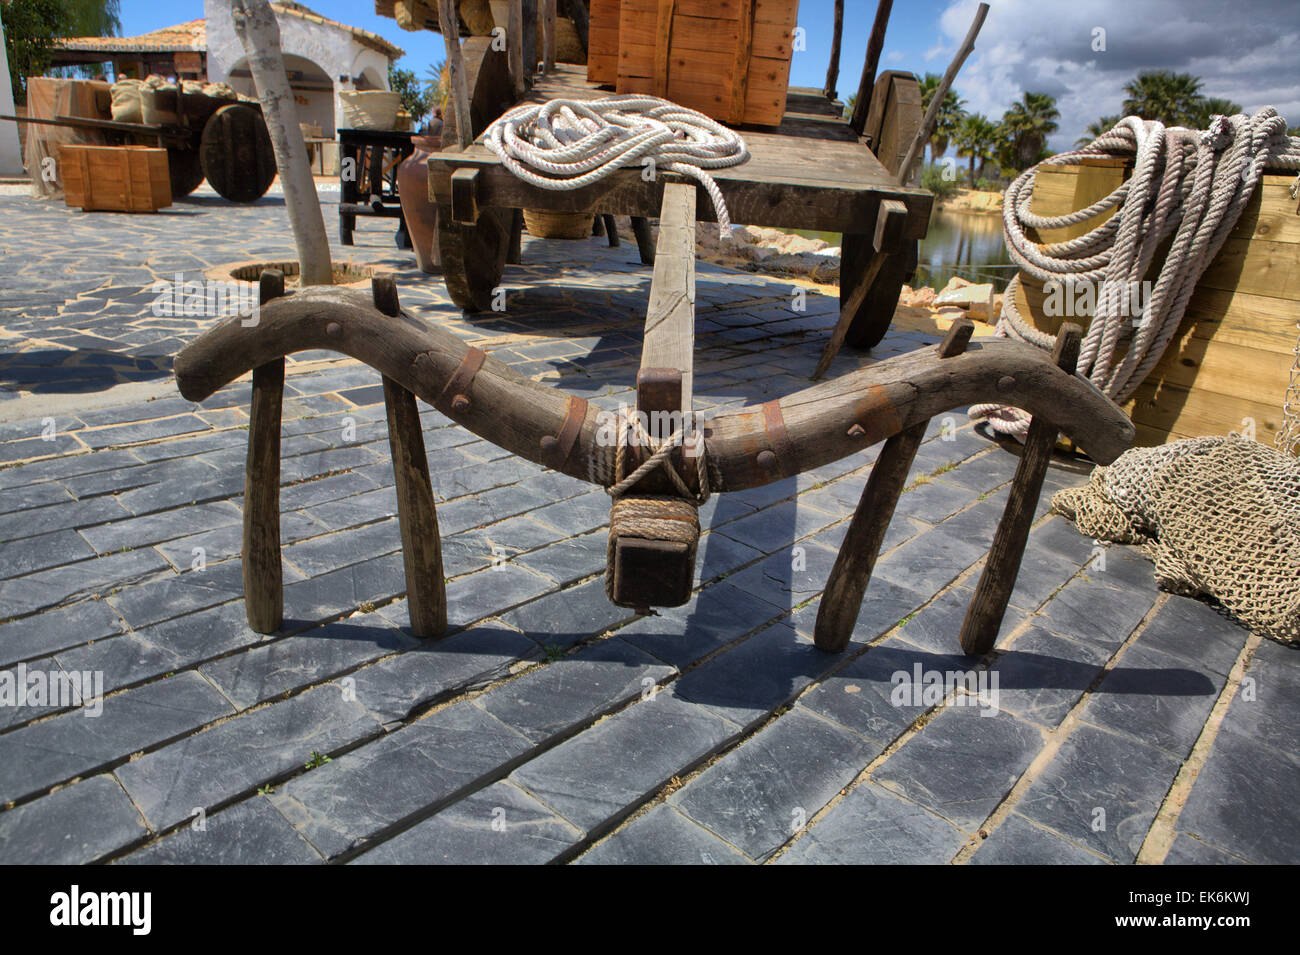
[2,98,278,204]
[423,1,932,352]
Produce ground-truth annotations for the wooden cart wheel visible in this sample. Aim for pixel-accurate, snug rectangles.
[842,236,919,351]
[438,207,512,312]
[166,147,206,198]
[200,104,277,203]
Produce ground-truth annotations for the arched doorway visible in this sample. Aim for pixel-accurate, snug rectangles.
[227,53,336,135]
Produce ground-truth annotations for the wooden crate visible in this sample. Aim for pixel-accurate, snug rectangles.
[1018,161,1300,449]
[592,0,798,127]
[58,144,172,213]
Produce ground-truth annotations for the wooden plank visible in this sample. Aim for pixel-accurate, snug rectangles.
[824,0,843,99]
[587,0,620,83]
[959,324,1081,656]
[728,0,757,124]
[542,0,557,71]
[509,0,525,96]
[450,167,480,224]
[641,182,696,403]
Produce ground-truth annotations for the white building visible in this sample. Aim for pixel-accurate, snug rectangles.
[53,2,404,136]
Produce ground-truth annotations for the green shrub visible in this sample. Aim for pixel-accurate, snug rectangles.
[921,164,959,198]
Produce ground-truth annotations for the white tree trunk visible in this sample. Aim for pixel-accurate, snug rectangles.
[231,0,333,286]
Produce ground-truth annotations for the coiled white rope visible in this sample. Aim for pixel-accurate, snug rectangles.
[971,107,1300,441]
[483,95,749,239]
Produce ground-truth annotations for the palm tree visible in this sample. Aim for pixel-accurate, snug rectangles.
[1075,115,1120,147]
[1187,97,1243,129]
[1121,70,1204,125]
[917,72,966,162]
[953,113,1003,188]
[1002,92,1059,170]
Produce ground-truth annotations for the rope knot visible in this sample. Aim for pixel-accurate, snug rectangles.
[605,407,711,504]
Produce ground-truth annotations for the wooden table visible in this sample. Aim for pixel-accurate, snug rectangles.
[338,127,414,249]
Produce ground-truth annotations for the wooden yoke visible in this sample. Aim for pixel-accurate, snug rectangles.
[607,182,700,610]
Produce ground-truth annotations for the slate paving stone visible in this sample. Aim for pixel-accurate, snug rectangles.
[1081,641,1222,758]
[713,499,837,554]
[478,638,674,744]
[200,613,418,710]
[2,546,170,619]
[350,623,537,724]
[1016,723,1182,863]
[0,528,96,578]
[873,527,991,597]
[893,478,982,525]
[0,448,142,491]
[351,781,582,865]
[0,493,130,541]
[1162,833,1249,865]
[991,627,1114,728]
[154,512,322,572]
[0,775,147,865]
[968,812,1108,865]
[271,703,534,859]
[896,585,1025,656]
[79,414,210,449]
[0,671,235,804]
[578,803,751,865]
[445,563,555,630]
[797,640,971,748]
[933,448,1016,492]
[1125,595,1248,678]
[1217,639,1300,758]
[0,480,73,513]
[616,580,785,668]
[300,485,398,530]
[117,796,323,865]
[108,559,251,630]
[54,631,184,697]
[1036,574,1157,649]
[280,518,404,577]
[775,781,966,864]
[671,623,836,728]
[512,531,607,586]
[873,706,1043,831]
[527,491,612,537]
[1175,729,1300,864]
[0,598,127,668]
[498,577,632,648]
[694,531,764,585]
[510,689,737,834]
[116,684,382,831]
[79,500,242,554]
[672,708,878,860]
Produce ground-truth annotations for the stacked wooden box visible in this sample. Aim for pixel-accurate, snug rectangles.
[1018,158,1299,449]
[58,145,172,213]
[588,0,800,127]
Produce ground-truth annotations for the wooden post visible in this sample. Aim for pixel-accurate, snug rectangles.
[508,0,525,97]
[522,0,539,81]
[814,424,927,651]
[608,183,699,609]
[438,0,474,149]
[823,0,844,101]
[542,0,557,72]
[374,277,448,638]
[243,270,286,633]
[569,0,590,52]
[958,323,1082,656]
[813,198,907,378]
[602,213,619,247]
[507,208,524,264]
[631,216,655,265]
[849,0,893,137]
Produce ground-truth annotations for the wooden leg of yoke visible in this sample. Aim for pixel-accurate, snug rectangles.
[813,320,975,652]
[959,323,1082,656]
[602,213,619,247]
[243,271,287,633]
[374,278,448,638]
[608,183,699,611]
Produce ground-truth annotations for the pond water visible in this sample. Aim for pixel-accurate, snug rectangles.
[795,207,1015,291]
[914,207,1015,292]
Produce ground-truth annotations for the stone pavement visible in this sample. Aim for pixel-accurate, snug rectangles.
[0,189,1295,865]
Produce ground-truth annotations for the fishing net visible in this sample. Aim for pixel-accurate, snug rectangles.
[1052,435,1300,643]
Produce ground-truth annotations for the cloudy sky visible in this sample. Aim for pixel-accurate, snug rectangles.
[118,0,1300,152]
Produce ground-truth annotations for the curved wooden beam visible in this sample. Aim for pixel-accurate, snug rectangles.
[174,286,1133,492]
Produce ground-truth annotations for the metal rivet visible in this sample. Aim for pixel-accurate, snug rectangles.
[451,394,470,413]
[326,321,341,336]
[539,435,558,455]
[847,423,866,438]
[756,450,777,471]
[997,375,1016,393]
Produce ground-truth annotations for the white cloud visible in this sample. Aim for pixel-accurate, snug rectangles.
[931,0,1300,150]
